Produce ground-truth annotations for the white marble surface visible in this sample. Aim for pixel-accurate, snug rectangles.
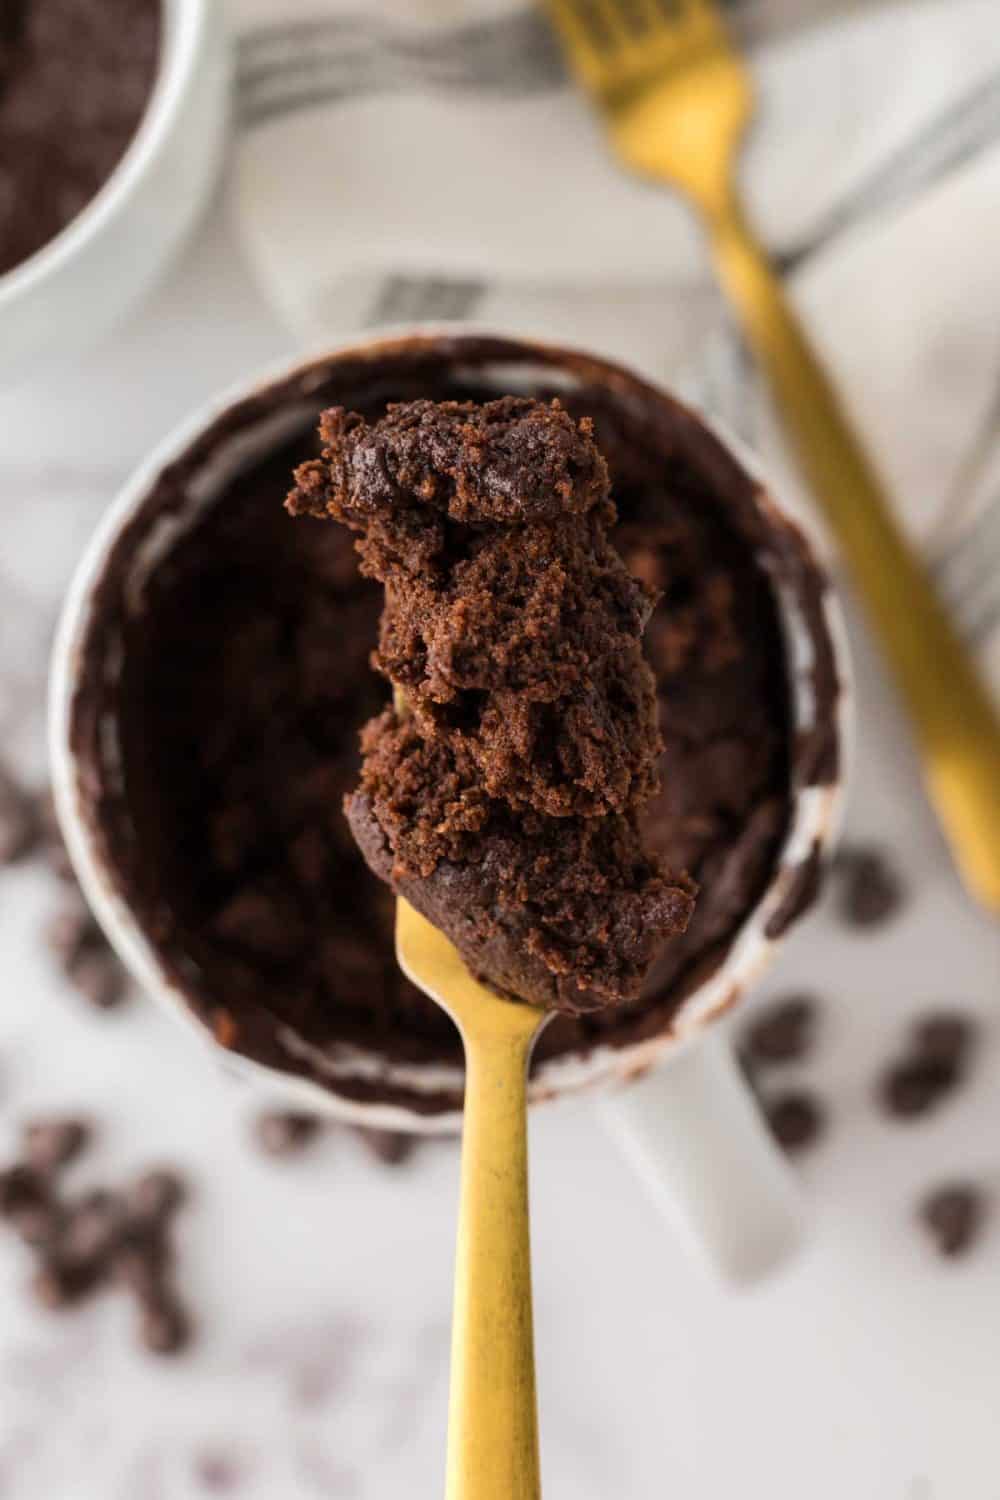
[2,23,1000,1500]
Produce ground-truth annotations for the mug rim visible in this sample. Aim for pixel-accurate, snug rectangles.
[49,326,852,1133]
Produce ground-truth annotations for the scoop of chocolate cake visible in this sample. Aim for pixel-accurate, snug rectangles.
[287,396,696,1013]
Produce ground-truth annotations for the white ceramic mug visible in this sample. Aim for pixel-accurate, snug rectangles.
[0,0,230,382]
[49,331,851,1284]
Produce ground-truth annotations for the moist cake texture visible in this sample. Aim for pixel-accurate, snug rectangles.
[286,397,696,1013]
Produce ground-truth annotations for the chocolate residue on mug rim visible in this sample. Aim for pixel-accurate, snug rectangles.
[65,333,842,1116]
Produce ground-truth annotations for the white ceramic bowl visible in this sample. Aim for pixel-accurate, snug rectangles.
[0,0,230,383]
[49,330,852,1280]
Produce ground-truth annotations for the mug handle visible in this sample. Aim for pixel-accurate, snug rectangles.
[597,1026,802,1285]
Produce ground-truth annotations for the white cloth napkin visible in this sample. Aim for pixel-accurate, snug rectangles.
[226,0,1000,692]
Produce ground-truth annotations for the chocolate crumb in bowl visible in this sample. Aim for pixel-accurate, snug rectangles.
[0,0,162,278]
[834,843,904,929]
[764,1091,825,1153]
[920,1184,985,1259]
[743,993,818,1066]
[254,1111,323,1158]
[68,336,840,1116]
[289,395,696,1013]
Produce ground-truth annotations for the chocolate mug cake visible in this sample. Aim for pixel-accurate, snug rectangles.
[59,334,843,1118]
[287,395,697,1013]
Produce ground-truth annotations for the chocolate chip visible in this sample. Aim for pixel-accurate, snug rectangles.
[112,1236,170,1299]
[920,1184,985,1258]
[12,1199,63,1248]
[193,1450,244,1492]
[356,1128,416,1165]
[913,1012,976,1068]
[254,1111,322,1158]
[0,1167,60,1247]
[743,993,817,1065]
[42,893,93,963]
[764,1092,824,1153]
[835,844,903,929]
[0,764,38,865]
[66,946,128,1010]
[22,1118,91,1176]
[124,1169,187,1225]
[31,1256,101,1309]
[139,1293,192,1355]
[58,1188,121,1264]
[37,788,76,883]
[0,1165,48,1219]
[880,1056,960,1120]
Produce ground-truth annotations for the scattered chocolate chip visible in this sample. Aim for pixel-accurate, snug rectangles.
[0,1165,48,1219]
[743,993,818,1065]
[22,1118,91,1176]
[31,1256,101,1309]
[881,1057,956,1119]
[0,764,38,865]
[254,1111,323,1158]
[42,892,93,963]
[764,1092,824,1153]
[58,1188,121,1265]
[139,1293,192,1355]
[37,788,76,882]
[920,1184,985,1258]
[11,1198,64,1249]
[0,1123,193,1357]
[193,1450,244,1493]
[43,886,130,1010]
[112,1236,169,1299]
[835,844,903,929]
[356,1128,416,1165]
[65,946,128,1010]
[913,1012,977,1068]
[0,1167,61,1247]
[124,1169,187,1225]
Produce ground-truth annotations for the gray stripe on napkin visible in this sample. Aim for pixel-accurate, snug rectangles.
[363,276,489,328]
[236,8,564,128]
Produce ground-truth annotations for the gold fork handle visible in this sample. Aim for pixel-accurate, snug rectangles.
[708,200,1000,912]
[447,1011,544,1500]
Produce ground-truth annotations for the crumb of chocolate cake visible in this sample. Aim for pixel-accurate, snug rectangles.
[290,396,695,1013]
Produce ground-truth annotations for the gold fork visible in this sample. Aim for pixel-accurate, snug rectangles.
[549,0,1000,913]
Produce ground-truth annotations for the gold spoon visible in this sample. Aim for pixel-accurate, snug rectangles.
[396,897,550,1500]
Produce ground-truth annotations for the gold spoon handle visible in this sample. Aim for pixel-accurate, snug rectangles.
[447,1009,544,1500]
[708,198,1000,912]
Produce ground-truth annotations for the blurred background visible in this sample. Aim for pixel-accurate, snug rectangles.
[1,0,1000,1495]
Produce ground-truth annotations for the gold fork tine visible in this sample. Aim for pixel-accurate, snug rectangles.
[548,0,1000,910]
[548,0,608,83]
